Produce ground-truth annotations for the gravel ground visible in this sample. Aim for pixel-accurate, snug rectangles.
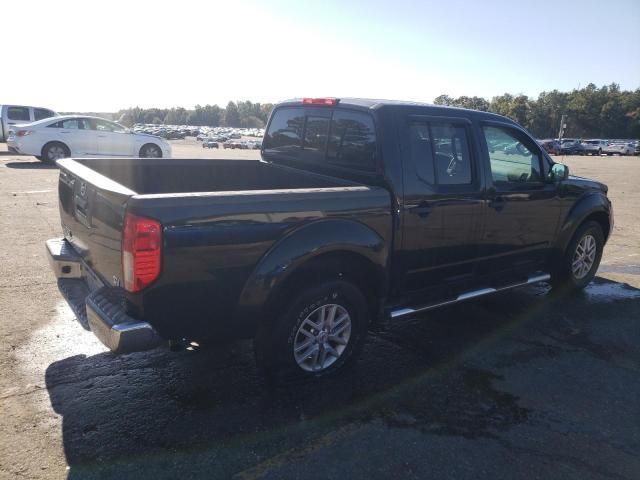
[0,142,639,479]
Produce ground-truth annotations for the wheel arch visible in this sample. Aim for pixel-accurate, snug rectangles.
[235,218,389,332]
[139,142,162,157]
[555,192,612,254]
[41,140,70,160]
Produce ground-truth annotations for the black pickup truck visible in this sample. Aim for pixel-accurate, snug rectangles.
[47,97,613,379]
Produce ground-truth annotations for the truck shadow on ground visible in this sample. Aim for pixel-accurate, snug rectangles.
[5,160,57,169]
[44,277,640,479]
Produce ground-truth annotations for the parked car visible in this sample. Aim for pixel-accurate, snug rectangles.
[603,141,635,156]
[1,104,58,142]
[46,97,612,380]
[165,130,185,140]
[7,115,171,162]
[559,139,585,155]
[538,139,561,155]
[223,141,235,149]
[581,139,608,156]
[202,138,219,149]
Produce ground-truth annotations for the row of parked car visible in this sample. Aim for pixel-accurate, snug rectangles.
[132,123,265,141]
[537,138,640,156]
[202,138,262,149]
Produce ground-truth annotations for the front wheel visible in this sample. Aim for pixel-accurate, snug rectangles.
[254,279,369,381]
[139,144,162,158]
[552,221,604,292]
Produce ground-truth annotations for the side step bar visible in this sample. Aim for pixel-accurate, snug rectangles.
[390,273,550,319]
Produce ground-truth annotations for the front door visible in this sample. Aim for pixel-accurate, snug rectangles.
[94,119,133,156]
[477,123,562,279]
[398,117,485,304]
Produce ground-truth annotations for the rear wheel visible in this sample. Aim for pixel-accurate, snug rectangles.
[254,279,369,382]
[552,221,604,292]
[139,144,162,158]
[41,142,70,163]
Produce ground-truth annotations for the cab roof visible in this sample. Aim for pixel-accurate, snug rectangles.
[277,97,515,124]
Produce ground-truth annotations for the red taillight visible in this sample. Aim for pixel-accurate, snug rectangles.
[122,213,162,292]
[302,98,339,106]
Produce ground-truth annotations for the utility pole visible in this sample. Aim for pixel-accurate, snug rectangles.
[558,115,567,140]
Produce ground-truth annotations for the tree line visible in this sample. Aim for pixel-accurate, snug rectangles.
[116,101,274,128]
[434,83,640,139]
[113,84,639,138]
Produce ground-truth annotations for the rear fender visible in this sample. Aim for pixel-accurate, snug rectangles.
[235,218,388,329]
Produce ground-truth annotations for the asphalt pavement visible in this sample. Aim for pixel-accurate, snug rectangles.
[1,146,639,479]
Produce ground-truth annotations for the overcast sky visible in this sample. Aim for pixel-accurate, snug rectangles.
[4,0,639,112]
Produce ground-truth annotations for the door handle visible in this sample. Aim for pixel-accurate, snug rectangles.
[489,196,506,212]
[409,201,432,218]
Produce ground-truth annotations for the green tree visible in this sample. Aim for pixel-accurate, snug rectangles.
[224,101,241,127]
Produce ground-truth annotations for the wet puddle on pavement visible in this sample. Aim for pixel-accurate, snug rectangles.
[583,280,640,302]
[14,301,107,381]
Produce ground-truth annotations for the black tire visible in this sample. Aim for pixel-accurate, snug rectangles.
[41,142,70,163]
[597,149,602,156]
[552,221,604,293]
[139,143,162,158]
[254,279,369,382]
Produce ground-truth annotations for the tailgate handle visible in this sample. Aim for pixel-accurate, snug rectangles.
[74,195,89,221]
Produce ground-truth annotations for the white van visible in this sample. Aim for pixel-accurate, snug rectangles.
[0,105,58,142]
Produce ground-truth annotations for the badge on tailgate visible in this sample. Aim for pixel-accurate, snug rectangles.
[74,181,93,228]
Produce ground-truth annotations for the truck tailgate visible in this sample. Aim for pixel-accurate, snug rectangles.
[57,159,135,287]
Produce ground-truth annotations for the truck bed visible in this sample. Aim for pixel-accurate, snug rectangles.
[74,158,348,194]
[56,157,392,340]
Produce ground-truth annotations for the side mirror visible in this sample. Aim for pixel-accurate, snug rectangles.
[550,163,569,182]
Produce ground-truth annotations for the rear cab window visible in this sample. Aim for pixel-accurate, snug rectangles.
[263,105,377,174]
[7,106,31,122]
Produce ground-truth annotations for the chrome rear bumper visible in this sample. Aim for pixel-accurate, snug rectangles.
[46,238,163,353]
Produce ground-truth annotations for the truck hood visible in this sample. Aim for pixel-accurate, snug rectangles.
[565,175,608,194]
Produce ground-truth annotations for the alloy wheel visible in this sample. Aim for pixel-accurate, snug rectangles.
[572,234,597,279]
[47,145,68,161]
[293,304,352,372]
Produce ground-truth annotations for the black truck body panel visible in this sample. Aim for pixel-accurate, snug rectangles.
[54,99,612,346]
[57,156,392,340]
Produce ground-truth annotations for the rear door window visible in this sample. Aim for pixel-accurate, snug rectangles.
[48,118,91,130]
[409,121,473,185]
[7,106,30,122]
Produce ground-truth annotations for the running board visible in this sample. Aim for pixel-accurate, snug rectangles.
[390,273,550,319]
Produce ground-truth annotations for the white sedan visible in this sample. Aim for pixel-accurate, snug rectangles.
[7,115,172,162]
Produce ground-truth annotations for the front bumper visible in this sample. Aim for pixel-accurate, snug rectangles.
[46,238,164,353]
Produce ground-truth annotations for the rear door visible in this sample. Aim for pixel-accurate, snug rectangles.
[48,118,97,155]
[399,116,485,301]
[477,123,561,278]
